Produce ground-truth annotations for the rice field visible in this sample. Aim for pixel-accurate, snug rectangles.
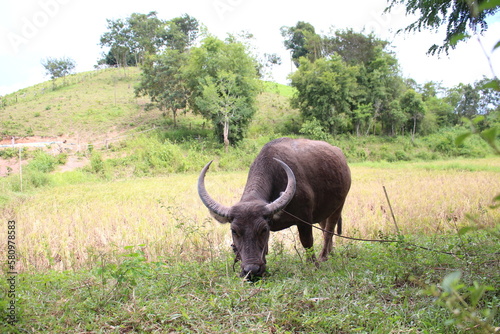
[1,158,499,272]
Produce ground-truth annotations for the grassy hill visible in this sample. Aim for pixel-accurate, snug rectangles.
[1,67,166,141]
[0,66,495,180]
[0,68,299,142]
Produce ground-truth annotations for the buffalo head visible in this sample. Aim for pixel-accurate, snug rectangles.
[198,158,296,278]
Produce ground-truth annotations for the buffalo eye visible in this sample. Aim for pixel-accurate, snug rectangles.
[231,228,239,237]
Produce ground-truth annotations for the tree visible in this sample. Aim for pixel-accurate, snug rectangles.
[381,100,408,136]
[322,28,389,66]
[185,36,260,146]
[290,56,359,134]
[385,0,499,55]
[361,47,405,135]
[401,89,426,139]
[41,57,76,88]
[135,50,190,127]
[280,21,318,67]
[99,12,194,67]
[425,96,455,127]
[134,15,200,127]
[99,18,133,68]
[164,14,199,52]
[127,11,166,64]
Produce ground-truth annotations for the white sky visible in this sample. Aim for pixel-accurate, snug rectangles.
[0,0,499,96]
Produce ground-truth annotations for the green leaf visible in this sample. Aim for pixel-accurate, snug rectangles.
[478,0,500,12]
[442,271,462,293]
[450,33,470,46]
[480,127,499,144]
[472,115,485,124]
[481,78,500,91]
[493,40,500,51]
[455,132,471,146]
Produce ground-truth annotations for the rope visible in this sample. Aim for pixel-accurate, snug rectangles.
[281,210,500,257]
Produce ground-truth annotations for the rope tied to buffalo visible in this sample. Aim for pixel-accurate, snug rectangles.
[280,185,500,257]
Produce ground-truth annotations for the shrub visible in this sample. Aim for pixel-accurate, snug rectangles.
[0,148,18,159]
[27,150,59,173]
[299,118,330,141]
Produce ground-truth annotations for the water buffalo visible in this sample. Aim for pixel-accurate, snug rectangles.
[198,137,351,278]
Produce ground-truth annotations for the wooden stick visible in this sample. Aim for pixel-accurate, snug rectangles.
[383,186,400,235]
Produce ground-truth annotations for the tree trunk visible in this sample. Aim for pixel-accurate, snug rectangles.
[223,119,230,153]
[412,116,417,141]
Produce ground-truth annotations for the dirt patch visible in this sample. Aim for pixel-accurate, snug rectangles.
[58,155,90,172]
[0,157,28,177]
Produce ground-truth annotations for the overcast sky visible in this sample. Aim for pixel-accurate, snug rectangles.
[1,0,499,96]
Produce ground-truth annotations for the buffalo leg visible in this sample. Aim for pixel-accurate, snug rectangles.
[318,209,342,262]
[297,224,318,265]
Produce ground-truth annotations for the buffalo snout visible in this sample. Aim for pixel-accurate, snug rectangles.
[241,263,266,279]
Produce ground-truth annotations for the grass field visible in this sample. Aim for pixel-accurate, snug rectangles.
[1,158,499,332]
[1,158,498,272]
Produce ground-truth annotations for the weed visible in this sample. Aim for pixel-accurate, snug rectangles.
[426,271,499,332]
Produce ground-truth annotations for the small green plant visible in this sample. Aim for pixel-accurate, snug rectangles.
[87,245,151,310]
[0,148,17,159]
[89,151,105,175]
[426,271,498,333]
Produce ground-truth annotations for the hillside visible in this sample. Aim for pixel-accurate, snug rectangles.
[1,67,167,143]
[0,66,495,180]
[0,67,299,145]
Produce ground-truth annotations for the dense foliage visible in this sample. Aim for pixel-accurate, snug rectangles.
[283,24,499,138]
[385,0,500,55]
[185,36,260,147]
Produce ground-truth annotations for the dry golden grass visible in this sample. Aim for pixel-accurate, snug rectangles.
[1,158,499,272]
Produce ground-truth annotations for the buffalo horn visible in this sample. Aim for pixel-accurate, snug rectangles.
[197,161,231,218]
[265,158,297,214]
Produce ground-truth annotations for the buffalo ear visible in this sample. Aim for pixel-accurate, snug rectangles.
[210,211,231,224]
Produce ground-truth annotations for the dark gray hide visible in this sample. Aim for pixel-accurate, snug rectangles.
[198,137,351,278]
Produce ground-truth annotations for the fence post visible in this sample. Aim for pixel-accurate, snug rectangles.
[19,147,22,192]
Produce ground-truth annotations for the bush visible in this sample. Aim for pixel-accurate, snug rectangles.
[0,148,18,159]
[90,151,105,175]
[26,150,66,173]
[299,118,330,141]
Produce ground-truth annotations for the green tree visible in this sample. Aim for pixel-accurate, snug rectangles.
[322,29,389,66]
[425,96,455,127]
[185,36,260,146]
[134,14,200,127]
[401,89,426,139]
[164,14,199,52]
[135,50,189,127]
[385,0,499,55]
[321,29,405,135]
[290,56,359,134]
[280,21,318,67]
[100,18,133,68]
[361,48,405,135]
[127,11,166,64]
[381,100,408,136]
[41,57,76,89]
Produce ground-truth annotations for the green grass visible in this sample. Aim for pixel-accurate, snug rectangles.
[0,158,499,332]
[262,81,298,98]
[1,232,498,333]
[0,67,158,139]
